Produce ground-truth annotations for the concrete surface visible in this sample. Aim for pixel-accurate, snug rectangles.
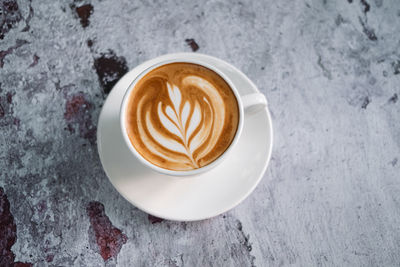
[0,0,399,266]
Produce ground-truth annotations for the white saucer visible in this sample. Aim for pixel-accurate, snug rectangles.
[97,53,273,221]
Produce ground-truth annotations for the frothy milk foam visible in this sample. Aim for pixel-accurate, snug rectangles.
[125,63,239,171]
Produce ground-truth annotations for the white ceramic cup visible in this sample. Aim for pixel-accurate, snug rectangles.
[120,58,267,177]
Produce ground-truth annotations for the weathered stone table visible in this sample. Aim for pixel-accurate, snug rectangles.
[1,0,399,266]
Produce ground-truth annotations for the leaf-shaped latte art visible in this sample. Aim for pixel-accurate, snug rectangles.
[156,83,203,167]
[125,63,239,171]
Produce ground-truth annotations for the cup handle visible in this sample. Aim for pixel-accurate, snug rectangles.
[241,93,268,114]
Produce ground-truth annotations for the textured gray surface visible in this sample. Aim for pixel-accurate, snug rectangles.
[1,0,400,266]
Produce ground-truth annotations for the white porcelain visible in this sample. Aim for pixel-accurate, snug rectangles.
[119,58,267,176]
[97,53,273,221]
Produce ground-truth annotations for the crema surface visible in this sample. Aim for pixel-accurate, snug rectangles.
[125,63,239,171]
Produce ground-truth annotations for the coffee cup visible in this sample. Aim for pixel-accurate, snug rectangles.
[120,57,267,176]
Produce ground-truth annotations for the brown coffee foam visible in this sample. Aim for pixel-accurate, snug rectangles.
[125,62,239,171]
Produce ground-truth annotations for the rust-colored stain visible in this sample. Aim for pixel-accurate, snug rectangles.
[64,93,96,144]
[0,187,32,267]
[75,4,93,28]
[86,201,128,261]
[93,50,128,94]
[148,214,164,224]
[185,39,199,52]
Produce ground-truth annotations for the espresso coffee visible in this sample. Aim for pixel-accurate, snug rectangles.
[125,62,239,171]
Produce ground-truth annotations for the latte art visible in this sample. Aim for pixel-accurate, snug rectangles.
[125,63,239,171]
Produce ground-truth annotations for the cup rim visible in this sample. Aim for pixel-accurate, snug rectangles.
[120,58,244,177]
